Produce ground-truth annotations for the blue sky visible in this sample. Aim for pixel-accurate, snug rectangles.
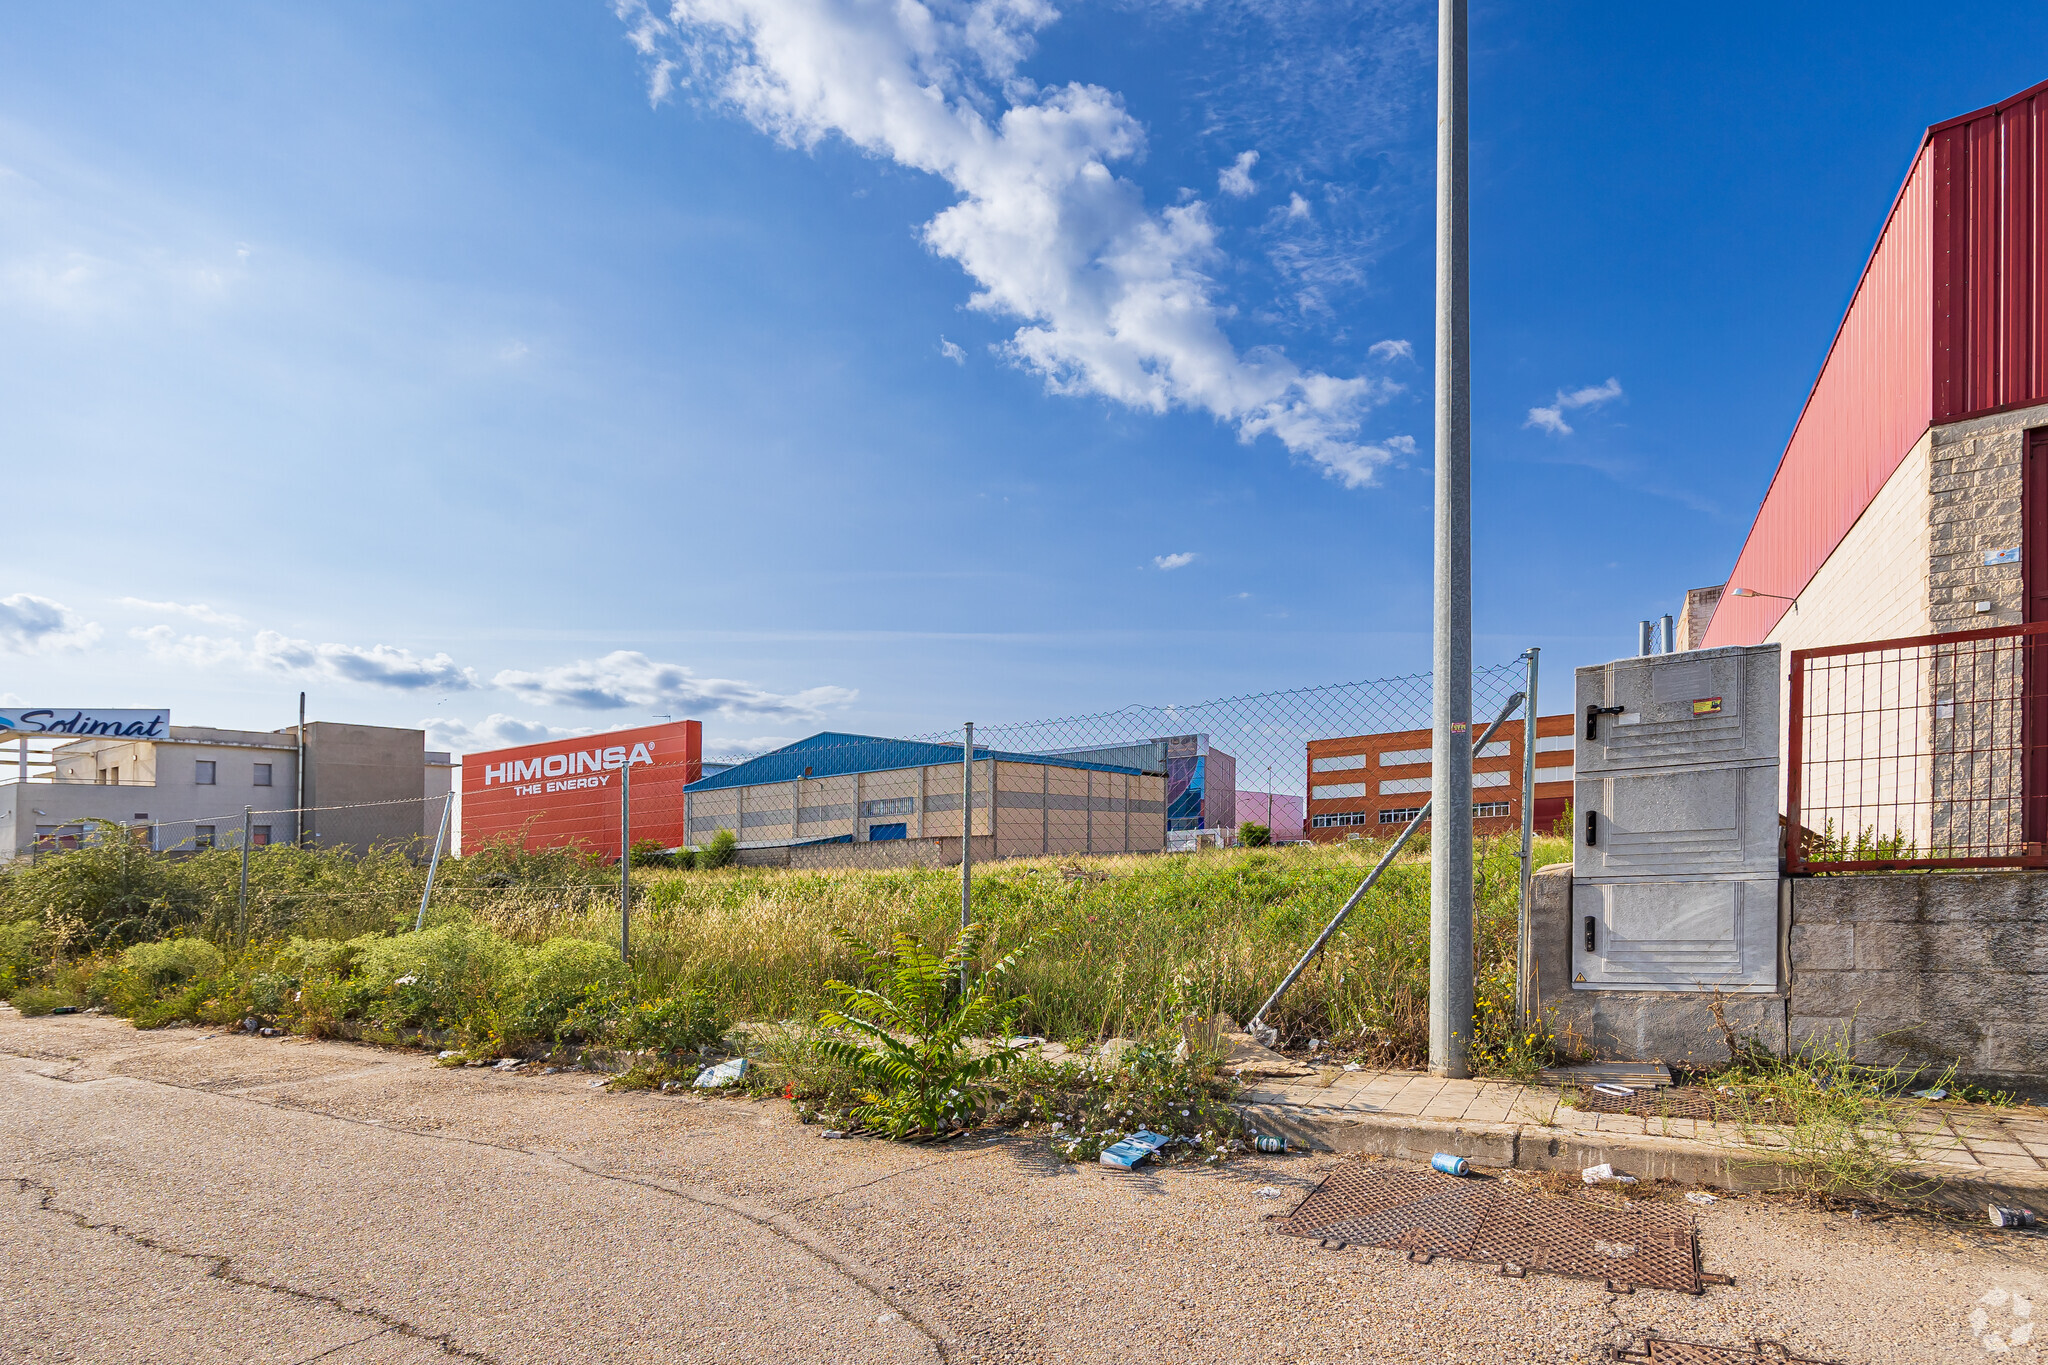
[3,2,2044,759]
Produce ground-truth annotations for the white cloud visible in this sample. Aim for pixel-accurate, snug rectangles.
[1525,377,1623,437]
[251,632,480,692]
[424,714,592,754]
[132,624,479,692]
[492,650,856,721]
[1219,150,1259,198]
[117,597,246,626]
[1153,551,1197,570]
[0,594,101,653]
[1280,191,1311,222]
[131,625,244,667]
[939,335,967,364]
[620,0,1402,487]
[1368,338,1412,362]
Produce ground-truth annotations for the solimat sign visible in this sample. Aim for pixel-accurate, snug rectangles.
[460,720,701,859]
[0,709,170,738]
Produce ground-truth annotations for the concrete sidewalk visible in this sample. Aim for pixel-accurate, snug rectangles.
[1234,1065,2048,1208]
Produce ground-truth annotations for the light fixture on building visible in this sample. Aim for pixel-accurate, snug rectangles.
[1728,586,1797,611]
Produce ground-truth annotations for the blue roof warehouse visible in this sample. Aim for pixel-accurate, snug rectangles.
[682,732,1169,869]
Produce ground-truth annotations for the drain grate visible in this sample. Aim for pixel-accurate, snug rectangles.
[1576,1085,1786,1125]
[1273,1162,1730,1295]
[1613,1334,1836,1363]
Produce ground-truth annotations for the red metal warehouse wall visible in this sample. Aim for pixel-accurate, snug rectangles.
[1706,76,2048,649]
[460,720,701,858]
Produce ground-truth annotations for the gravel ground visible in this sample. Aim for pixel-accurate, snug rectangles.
[3,1010,2042,1364]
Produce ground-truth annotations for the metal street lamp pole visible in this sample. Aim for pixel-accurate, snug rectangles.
[1430,0,1473,1079]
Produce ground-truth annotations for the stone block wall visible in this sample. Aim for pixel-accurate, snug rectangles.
[1926,403,2047,634]
[1789,872,2048,1089]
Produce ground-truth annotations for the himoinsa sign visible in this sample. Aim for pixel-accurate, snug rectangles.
[460,720,701,858]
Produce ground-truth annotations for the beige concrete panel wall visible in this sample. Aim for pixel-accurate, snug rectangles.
[685,789,739,843]
[1046,765,1090,855]
[738,783,794,842]
[794,774,855,842]
[1130,773,1168,851]
[919,759,989,836]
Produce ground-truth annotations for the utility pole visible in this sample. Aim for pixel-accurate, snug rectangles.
[238,806,253,947]
[1429,0,1473,1079]
[960,722,974,987]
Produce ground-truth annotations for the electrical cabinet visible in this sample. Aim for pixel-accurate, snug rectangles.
[1572,643,1782,993]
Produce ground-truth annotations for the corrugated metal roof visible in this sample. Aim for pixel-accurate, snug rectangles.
[1706,75,2048,649]
[683,732,1142,792]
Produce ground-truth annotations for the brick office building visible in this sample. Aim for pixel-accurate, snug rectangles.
[1304,715,1576,842]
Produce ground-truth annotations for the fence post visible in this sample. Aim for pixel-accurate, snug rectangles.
[620,752,632,963]
[238,806,253,947]
[960,721,974,986]
[1517,648,1539,1027]
[415,791,452,932]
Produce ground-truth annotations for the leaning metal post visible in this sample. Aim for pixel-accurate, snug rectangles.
[1430,0,1474,1079]
[1248,691,1523,1047]
[1516,648,1539,1026]
[415,790,452,932]
[238,806,253,947]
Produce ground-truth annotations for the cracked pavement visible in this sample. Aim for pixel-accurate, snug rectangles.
[4,1011,2044,1363]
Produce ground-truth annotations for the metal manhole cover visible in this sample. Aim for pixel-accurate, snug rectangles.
[1273,1162,1729,1295]
[1614,1334,1836,1363]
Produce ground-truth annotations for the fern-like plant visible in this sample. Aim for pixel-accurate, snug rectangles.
[817,923,1038,1138]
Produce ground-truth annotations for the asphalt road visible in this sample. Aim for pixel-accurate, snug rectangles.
[3,1010,2041,1364]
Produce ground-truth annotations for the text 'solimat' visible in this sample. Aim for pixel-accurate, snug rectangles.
[482,743,655,786]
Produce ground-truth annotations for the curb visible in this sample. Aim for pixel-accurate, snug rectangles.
[1231,1101,2048,1215]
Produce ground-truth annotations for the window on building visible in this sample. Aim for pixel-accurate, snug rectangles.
[195,760,216,785]
[194,825,216,849]
[1379,747,1432,767]
[1377,808,1424,825]
[859,796,915,818]
[253,763,272,787]
[1473,802,1511,818]
[1312,810,1376,829]
[1310,754,1369,773]
[1535,734,1575,753]
[867,822,908,842]
[252,825,272,847]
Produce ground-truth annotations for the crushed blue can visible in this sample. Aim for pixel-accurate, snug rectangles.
[1431,1152,1470,1177]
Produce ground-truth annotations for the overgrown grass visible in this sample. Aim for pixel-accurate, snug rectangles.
[0,828,1571,1075]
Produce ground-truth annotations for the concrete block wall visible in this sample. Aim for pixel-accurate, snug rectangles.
[1789,872,2048,1090]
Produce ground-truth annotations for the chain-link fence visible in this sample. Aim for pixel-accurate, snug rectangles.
[579,660,1540,871]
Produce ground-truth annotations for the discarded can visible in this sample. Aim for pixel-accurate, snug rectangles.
[822,1129,850,1140]
[1989,1205,2038,1229]
[1685,1191,1719,1205]
[1912,1087,1949,1101]
[1582,1163,1614,1184]
[50,1005,80,1016]
[1431,1153,1470,1177]
[1592,1083,1635,1098]
[1254,1134,1288,1153]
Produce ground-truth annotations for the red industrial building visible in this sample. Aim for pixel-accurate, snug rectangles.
[1700,76,2048,654]
[1304,715,1575,843]
[460,720,701,858]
